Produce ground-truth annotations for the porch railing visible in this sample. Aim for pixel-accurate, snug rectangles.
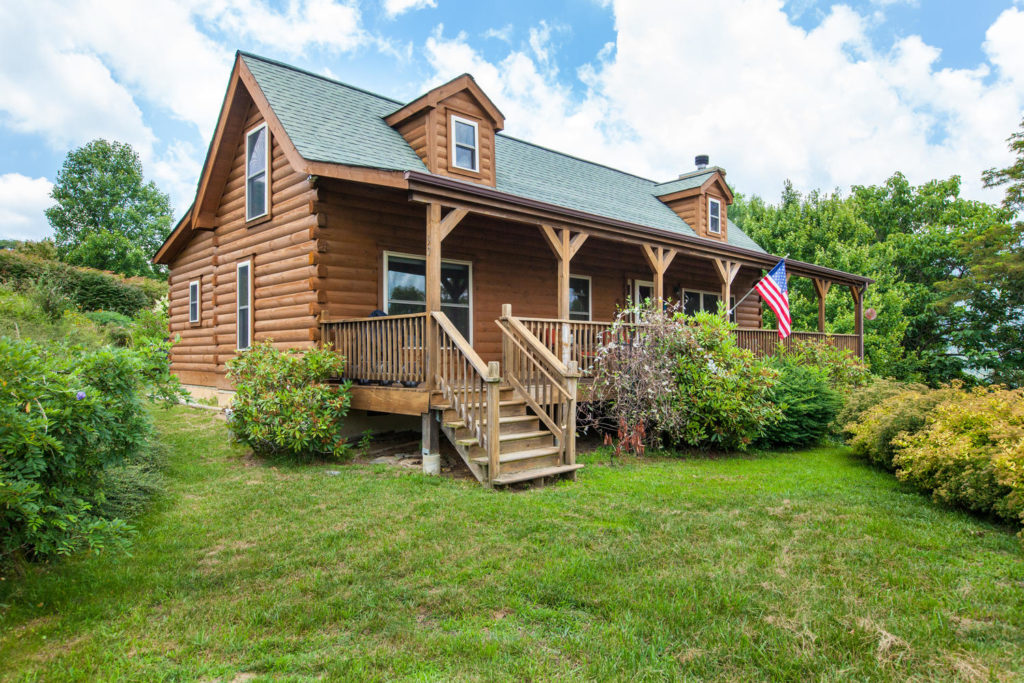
[733,329,860,358]
[433,311,502,478]
[497,308,580,468]
[320,312,427,383]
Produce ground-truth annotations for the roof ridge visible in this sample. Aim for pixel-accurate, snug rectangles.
[238,50,406,107]
[496,132,658,185]
[653,167,722,187]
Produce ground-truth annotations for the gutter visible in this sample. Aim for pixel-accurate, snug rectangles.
[404,170,874,286]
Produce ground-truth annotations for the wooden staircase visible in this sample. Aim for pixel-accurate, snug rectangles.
[432,386,582,485]
[429,309,583,487]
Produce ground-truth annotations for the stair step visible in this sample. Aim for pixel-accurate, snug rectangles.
[499,430,551,443]
[492,464,585,486]
[472,446,560,465]
[444,420,465,429]
[483,414,537,425]
[456,437,479,447]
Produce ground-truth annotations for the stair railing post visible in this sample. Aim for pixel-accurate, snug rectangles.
[564,360,579,470]
[486,360,502,484]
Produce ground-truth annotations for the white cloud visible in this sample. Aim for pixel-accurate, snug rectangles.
[383,0,437,18]
[0,174,55,241]
[198,0,367,56]
[423,1,1024,204]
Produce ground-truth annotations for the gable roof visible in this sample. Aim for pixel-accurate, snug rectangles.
[384,73,505,130]
[238,52,765,253]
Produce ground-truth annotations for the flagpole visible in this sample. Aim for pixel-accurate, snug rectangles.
[727,254,788,316]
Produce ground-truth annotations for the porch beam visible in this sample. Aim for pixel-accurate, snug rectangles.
[439,207,469,241]
[813,278,831,333]
[425,203,442,389]
[641,244,677,304]
[849,284,864,358]
[712,258,741,313]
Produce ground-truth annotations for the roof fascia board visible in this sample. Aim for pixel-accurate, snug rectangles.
[385,74,505,130]
[701,172,734,202]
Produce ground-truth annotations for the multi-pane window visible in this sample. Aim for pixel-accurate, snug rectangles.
[189,280,200,323]
[682,288,736,322]
[385,253,472,340]
[237,261,252,350]
[569,275,591,321]
[451,116,479,172]
[246,124,269,221]
[708,198,722,234]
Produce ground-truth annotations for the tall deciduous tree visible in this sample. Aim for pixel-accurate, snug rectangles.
[45,140,173,279]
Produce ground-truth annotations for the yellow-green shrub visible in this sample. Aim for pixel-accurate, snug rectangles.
[893,387,1024,535]
[838,378,929,440]
[845,387,951,470]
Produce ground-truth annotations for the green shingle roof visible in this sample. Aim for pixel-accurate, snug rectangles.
[240,52,765,253]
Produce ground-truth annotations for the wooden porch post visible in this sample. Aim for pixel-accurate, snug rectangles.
[712,258,741,316]
[641,244,677,306]
[849,284,864,358]
[813,278,831,333]
[539,225,588,363]
[425,203,470,389]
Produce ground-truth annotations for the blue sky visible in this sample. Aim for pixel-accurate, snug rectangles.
[1,0,1022,240]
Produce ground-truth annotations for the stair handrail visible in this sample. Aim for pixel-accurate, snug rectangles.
[431,311,502,480]
[496,304,580,469]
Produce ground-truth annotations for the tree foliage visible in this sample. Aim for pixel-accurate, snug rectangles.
[733,170,1019,385]
[45,140,173,279]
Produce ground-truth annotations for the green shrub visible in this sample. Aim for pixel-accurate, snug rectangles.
[836,378,929,440]
[759,359,843,448]
[0,250,150,316]
[0,285,109,348]
[588,306,780,451]
[226,343,352,461]
[779,338,871,393]
[85,310,134,327]
[845,387,952,470]
[893,387,1024,536]
[128,306,170,347]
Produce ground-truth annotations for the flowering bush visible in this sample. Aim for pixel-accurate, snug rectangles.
[226,343,352,461]
[586,305,779,452]
[893,386,1024,537]
[0,337,180,562]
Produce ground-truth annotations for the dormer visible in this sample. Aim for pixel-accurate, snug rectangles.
[654,156,734,241]
[385,74,505,187]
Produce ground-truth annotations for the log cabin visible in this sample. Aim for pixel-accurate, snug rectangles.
[154,51,871,486]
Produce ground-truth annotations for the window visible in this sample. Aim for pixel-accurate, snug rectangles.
[245,124,269,221]
[682,288,736,322]
[237,261,252,350]
[189,280,200,324]
[569,275,591,321]
[384,253,472,340]
[451,116,479,172]
[633,279,654,304]
[708,198,722,234]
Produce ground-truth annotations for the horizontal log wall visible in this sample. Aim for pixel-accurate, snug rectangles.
[168,98,318,388]
[315,180,762,364]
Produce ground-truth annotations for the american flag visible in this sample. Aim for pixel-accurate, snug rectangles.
[755,259,791,339]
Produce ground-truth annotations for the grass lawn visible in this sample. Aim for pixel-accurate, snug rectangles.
[2,406,1023,681]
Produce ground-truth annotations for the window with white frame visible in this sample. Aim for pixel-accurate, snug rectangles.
[384,253,472,340]
[245,124,269,221]
[569,275,591,321]
[237,261,252,349]
[451,116,479,172]
[189,280,200,324]
[682,288,736,322]
[708,197,722,234]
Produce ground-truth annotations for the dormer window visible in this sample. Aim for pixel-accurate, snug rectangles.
[451,116,479,172]
[708,198,721,234]
[246,123,269,221]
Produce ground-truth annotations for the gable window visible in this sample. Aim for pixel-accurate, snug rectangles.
[384,252,472,340]
[237,261,252,350]
[451,116,479,172]
[189,280,200,324]
[245,124,269,221]
[682,288,735,323]
[708,198,722,234]
[569,275,591,321]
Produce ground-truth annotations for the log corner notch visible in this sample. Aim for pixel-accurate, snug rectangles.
[424,202,470,389]
[640,244,677,304]
[711,258,741,311]
[539,224,589,320]
[812,278,831,333]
